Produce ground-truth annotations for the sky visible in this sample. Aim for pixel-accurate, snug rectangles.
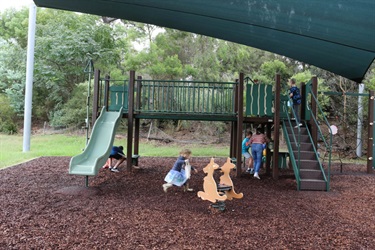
[0,0,34,11]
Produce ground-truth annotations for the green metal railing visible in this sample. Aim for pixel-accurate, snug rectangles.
[281,85,331,191]
[136,80,237,114]
[280,97,302,190]
[306,83,331,190]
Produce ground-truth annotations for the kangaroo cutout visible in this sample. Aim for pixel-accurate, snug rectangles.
[219,157,243,200]
[197,158,227,203]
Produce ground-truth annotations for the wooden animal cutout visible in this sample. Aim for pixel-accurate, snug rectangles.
[219,157,243,200]
[197,158,227,203]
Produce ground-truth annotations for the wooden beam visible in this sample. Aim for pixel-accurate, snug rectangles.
[104,74,110,111]
[91,69,100,127]
[133,76,142,165]
[367,90,374,174]
[311,76,318,148]
[272,74,281,180]
[126,71,135,171]
[236,74,244,177]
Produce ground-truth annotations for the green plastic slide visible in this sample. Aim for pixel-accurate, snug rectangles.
[69,107,123,176]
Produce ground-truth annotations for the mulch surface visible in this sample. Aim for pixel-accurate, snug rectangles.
[1,156,374,249]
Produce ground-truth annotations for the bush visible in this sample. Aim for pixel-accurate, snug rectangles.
[0,119,18,134]
[49,83,90,127]
[0,94,18,134]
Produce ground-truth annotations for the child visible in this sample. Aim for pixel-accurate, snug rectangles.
[163,149,198,193]
[289,78,302,127]
[103,145,126,172]
[242,130,254,174]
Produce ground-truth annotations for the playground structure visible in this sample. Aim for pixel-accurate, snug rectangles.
[197,158,243,211]
[69,69,374,190]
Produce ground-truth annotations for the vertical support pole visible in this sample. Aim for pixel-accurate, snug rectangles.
[367,91,374,174]
[272,74,281,180]
[311,76,318,148]
[85,176,89,187]
[92,70,100,127]
[127,71,135,171]
[232,83,240,158]
[230,122,235,157]
[104,75,110,111]
[265,122,272,175]
[356,83,364,157]
[300,82,306,121]
[23,4,37,152]
[236,74,244,177]
[133,76,142,162]
[231,83,238,158]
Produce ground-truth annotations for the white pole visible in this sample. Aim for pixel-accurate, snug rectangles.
[23,3,37,152]
[356,83,364,157]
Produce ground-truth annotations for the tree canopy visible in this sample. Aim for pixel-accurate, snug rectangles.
[0,7,374,133]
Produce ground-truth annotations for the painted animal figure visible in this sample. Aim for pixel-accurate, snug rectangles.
[197,158,227,203]
[219,157,243,200]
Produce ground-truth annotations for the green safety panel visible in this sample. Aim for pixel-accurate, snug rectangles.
[33,0,375,82]
[279,95,290,119]
[373,101,375,170]
[246,84,273,116]
[108,85,128,111]
[304,83,312,121]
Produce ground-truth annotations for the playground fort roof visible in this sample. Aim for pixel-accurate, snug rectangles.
[33,0,375,83]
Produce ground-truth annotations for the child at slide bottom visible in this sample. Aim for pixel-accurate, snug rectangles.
[103,145,126,172]
[163,149,198,193]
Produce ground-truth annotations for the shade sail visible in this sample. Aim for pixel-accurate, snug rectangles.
[33,0,375,82]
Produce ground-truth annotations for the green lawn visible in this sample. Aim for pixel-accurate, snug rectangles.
[0,134,230,169]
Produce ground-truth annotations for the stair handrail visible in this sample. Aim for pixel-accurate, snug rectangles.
[281,120,301,190]
[280,98,302,189]
[281,94,302,167]
[306,85,332,190]
[303,122,328,185]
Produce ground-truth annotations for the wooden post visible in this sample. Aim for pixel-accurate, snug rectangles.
[230,122,235,157]
[236,74,244,177]
[126,71,135,171]
[231,83,238,158]
[91,69,100,127]
[300,82,306,121]
[272,74,281,180]
[311,76,318,148]
[266,122,272,175]
[367,90,374,174]
[104,74,110,112]
[133,76,142,162]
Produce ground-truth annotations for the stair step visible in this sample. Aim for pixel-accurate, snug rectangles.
[300,179,327,191]
[288,134,310,143]
[292,151,317,161]
[297,160,321,170]
[291,143,313,151]
[300,169,324,179]
[285,126,308,133]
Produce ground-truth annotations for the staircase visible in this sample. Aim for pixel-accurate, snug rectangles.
[283,122,328,191]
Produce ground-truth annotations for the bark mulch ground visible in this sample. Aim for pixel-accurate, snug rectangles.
[1,156,374,249]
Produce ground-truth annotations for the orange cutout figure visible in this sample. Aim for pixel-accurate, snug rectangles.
[219,158,243,200]
[197,158,227,203]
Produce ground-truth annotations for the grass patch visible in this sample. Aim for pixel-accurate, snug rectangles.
[0,134,229,169]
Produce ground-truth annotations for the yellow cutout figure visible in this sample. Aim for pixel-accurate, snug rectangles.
[197,158,227,203]
[219,158,243,200]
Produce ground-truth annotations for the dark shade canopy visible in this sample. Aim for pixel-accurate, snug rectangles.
[33,0,375,82]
